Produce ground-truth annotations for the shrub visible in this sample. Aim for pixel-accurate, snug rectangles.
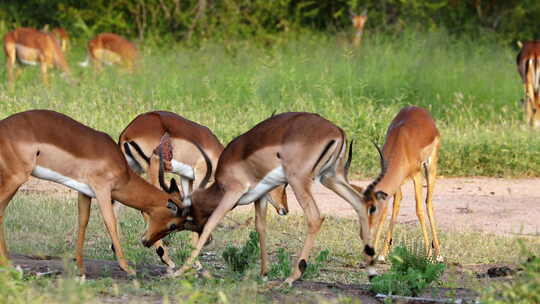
[370,246,445,296]
[222,231,260,274]
[268,248,330,280]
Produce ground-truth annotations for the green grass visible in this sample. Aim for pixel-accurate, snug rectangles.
[0,29,538,177]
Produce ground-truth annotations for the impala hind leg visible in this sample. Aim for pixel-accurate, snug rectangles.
[413,173,431,256]
[320,177,377,277]
[285,179,325,286]
[95,190,135,275]
[254,199,269,276]
[75,193,91,275]
[381,189,402,258]
[424,155,441,260]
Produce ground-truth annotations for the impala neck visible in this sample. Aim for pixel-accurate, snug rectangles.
[112,170,168,213]
[191,182,225,231]
[373,152,409,197]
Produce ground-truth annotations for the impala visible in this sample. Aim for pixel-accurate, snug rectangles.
[80,33,137,72]
[355,106,441,261]
[117,111,289,269]
[51,27,70,52]
[517,41,540,127]
[3,27,72,87]
[158,112,376,285]
[351,10,368,47]
[0,110,183,276]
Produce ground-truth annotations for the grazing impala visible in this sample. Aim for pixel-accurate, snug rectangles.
[158,112,376,285]
[117,111,289,269]
[3,27,72,87]
[517,41,540,127]
[0,110,183,276]
[80,33,137,72]
[355,106,441,261]
[351,10,368,47]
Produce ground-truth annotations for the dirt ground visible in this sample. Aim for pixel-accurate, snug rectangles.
[14,177,534,303]
[20,177,540,236]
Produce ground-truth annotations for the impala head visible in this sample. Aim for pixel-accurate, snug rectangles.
[361,143,389,232]
[141,177,188,247]
[351,9,368,31]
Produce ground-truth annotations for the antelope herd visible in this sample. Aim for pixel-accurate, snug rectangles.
[0,22,537,286]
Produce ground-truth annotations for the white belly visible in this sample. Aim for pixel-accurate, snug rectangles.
[237,166,287,205]
[15,44,39,65]
[171,160,195,180]
[31,166,96,198]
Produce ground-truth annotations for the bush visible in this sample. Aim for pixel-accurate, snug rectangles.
[222,231,260,274]
[370,246,445,296]
[267,248,330,280]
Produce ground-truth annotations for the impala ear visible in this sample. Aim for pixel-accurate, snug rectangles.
[375,191,388,201]
[167,200,179,214]
[169,178,180,194]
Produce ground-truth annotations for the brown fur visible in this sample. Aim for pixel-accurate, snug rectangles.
[169,112,375,285]
[86,33,137,71]
[0,110,182,275]
[516,41,540,127]
[3,27,72,87]
[360,106,441,260]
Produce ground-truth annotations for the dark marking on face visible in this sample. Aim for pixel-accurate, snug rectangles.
[156,246,165,258]
[369,205,377,215]
[36,150,40,156]
[364,245,375,257]
[276,152,281,159]
[299,259,307,274]
[389,238,393,246]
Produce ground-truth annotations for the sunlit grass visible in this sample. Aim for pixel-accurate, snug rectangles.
[0,29,537,178]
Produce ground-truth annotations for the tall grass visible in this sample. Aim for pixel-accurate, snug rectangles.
[0,29,537,177]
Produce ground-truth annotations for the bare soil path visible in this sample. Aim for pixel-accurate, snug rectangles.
[21,177,540,236]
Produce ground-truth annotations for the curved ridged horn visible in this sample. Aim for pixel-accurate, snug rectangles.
[158,145,170,193]
[364,141,387,198]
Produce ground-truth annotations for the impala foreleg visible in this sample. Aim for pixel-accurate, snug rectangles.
[382,189,402,258]
[75,193,91,274]
[0,177,25,265]
[254,199,269,276]
[285,180,324,286]
[141,211,176,269]
[413,173,431,256]
[320,176,377,277]
[95,190,135,275]
[171,192,241,277]
[5,42,16,89]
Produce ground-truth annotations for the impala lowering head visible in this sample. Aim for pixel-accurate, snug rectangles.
[363,142,389,228]
[141,178,191,247]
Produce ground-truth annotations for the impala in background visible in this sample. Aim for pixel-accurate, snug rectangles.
[3,27,72,87]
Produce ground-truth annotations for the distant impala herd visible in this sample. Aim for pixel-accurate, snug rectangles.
[0,16,537,286]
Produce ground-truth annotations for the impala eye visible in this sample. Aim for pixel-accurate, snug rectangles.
[169,223,178,231]
[369,206,377,215]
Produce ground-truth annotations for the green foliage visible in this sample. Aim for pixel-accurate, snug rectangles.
[1,0,539,43]
[268,248,292,280]
[370,246,445,296]
[0,266,26,304]
[482,253,540,304]
[222,231,260,274]
[267,249,330,280]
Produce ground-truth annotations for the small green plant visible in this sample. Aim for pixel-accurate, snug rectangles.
[370,246,445,296]
[482,254,540,304]
[222,231,260,274]
[267,248,292,279]
[268,249,330,280]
